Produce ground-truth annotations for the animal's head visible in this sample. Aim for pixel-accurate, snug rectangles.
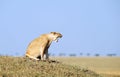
[50,32,62,42]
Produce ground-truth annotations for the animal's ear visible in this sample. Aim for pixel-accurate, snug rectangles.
[50,32,56,35]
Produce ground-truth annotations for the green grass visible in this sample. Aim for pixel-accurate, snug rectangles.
[0,56,101,77]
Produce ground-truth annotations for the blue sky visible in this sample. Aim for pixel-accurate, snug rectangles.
[0,0,120,56]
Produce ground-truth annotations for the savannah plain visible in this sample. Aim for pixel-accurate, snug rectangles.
[55,57,120,77]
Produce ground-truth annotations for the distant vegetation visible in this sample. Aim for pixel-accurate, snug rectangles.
[51,53,118,57]
[0,56,101,77]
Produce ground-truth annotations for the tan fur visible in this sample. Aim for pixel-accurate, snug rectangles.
[25,32,62,60]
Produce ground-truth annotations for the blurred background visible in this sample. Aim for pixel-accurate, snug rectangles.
[0,0,120,56]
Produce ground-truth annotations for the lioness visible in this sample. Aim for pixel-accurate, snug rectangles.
[25,32,62,61]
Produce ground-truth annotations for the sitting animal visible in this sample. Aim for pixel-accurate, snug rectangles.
[25,32,62,61]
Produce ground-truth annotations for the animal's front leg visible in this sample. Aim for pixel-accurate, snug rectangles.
[40,46,47,61]
[40,51,44,61]
[44,49,49,61]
